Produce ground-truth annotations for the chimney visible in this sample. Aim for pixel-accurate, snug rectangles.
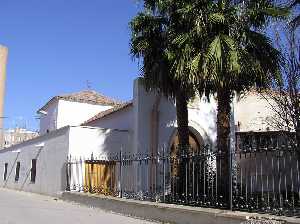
[0,45,7,149]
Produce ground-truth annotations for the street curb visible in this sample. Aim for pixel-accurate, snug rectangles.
[61,192,300,224]
[60,192,244,224]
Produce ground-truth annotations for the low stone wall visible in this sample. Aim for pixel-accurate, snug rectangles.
[61,192,298,224]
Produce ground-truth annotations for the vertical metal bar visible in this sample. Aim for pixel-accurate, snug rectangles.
[66,156,70,191]
[260,154,264,211]
[266,152,270,210]
[278,151,282,209]
[271,152,275,206]
[185,153,188,203]
[284,152,288,206]
[240,164,243,197]
[119,149,123,198]
[255,152,258,210]
[218,151,222,203]
[215,151,218,203]
[245,154,248,206]
[290,151,295,214]
[81,158,84,192]
[203,153,206,204]
[163,147,166,203]
[297,159,300,204]
[198,152,202,200]
[249,152,253,205]
[196,150,199,201]
[250,160,253,197]
[172,156,175,202]
[211,154,214,204]
[230,150,233,210]
[192,151,195,202]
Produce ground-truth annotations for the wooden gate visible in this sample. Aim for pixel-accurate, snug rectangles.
[84,160,116,195]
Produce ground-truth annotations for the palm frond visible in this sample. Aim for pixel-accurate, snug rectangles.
[208,13,226,24]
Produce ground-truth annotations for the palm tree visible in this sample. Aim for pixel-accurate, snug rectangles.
[197,0,286,203]
[167,0,287,204]
[130,1,196,150]
[130,0,200,199]
[131,0,287,204]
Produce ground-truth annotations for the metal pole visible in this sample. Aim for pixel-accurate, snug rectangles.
[229,148,233,210]
[163,146,166,203]
[66,156,70,191]
[119,149,123,198]
[229,100,236,210]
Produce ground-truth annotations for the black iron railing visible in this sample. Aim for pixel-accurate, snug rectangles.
[66,135,300,217]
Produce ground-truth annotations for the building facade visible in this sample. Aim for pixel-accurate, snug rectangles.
[0,78,281,196]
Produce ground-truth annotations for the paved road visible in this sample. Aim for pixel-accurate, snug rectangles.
[0,188,157,224]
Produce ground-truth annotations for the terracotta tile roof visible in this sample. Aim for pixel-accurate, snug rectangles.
[82,101,133,125]
[38,90,122,112]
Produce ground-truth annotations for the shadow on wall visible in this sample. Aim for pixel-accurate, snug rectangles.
[98,129,130,157]
[61,163,67,192]
[19,147,43,191]
[3,152,20,187]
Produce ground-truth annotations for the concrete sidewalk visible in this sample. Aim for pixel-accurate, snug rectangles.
[0,188,158,224]
[62,192,300,224]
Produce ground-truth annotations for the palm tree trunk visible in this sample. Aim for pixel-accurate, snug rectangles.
[175,90,189,149]
[216,88,232,207]
[175,89,189,200]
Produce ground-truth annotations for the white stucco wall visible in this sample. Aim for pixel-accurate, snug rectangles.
[39,101,59,135]
[67,126,131,193]
[87,106,133,131]
[133,78,217,156]
[57,100,112,129]
[39,99,112,135]
[234,93,276,132]
[0,127,70,196]
[188,97,217,146]
[68,126,131,159]
[132,78,218,192]
[0,125,131,196]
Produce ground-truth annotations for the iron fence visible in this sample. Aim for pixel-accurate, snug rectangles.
[66,137,300,217]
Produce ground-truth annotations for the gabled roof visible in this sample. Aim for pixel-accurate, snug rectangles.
[38,90,122,113]
[82,101,133,125]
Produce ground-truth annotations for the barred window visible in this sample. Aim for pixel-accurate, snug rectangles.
[31,159,36,183]
[3,163,8,181]
[15,162,20,182]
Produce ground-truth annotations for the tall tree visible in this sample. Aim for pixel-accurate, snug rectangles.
[170,0,288,204]
[130,1,204,199]
[131,0,287,204]
[130,1,198,150]
[204,0,286,203]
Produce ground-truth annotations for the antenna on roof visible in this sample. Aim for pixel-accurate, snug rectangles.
[86,80,92,90]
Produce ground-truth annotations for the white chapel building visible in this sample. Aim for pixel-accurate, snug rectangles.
[0,78,277,196]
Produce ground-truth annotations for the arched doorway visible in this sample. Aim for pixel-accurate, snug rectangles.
[170,130,203,156]
[169,128,204,202]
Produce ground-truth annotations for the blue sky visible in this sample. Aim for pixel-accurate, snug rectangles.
[0,0,142,130]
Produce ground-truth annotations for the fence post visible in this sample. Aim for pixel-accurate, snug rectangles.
[163,146,166,203]
[66,155,70,191]
[119,149,123,198]
[229,150,233,210]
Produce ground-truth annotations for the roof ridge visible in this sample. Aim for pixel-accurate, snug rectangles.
[38,90,123,113]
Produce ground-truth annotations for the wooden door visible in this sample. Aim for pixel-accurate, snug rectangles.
[84,161,116,195]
